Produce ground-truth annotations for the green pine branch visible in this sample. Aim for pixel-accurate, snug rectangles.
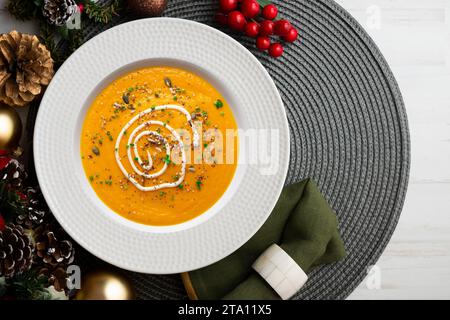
[11,270,50,300]
[85,0,125,24]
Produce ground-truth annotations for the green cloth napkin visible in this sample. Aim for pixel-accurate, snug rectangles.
[182,178,346,300]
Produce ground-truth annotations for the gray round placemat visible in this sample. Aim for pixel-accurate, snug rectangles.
[78,0,410,300]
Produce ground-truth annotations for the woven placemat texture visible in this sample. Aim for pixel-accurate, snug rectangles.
[77,0,410,300]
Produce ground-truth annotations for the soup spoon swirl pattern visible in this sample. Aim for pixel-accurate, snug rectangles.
[115,104,200,191]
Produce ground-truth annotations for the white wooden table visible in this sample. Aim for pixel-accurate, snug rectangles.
[1,0,449,299]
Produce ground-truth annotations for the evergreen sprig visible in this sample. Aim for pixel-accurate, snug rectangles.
[11,270,50,300]
[85,0,125,24]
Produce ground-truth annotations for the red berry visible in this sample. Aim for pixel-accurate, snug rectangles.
[262,4,278,20]
[215,12,228,25]
[227,11,247,30]
[274,19,292,36]
[259,20,274,36]
[219,0,238,13]
[240,0,260,19]
[256,36,271,51]
[245,22,260,37]
[283,27,298,42]
[0,214,5,231]
[269,43,283,57]
[78,3,84,13]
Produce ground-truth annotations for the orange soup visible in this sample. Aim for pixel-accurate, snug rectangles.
[81,66,238,226]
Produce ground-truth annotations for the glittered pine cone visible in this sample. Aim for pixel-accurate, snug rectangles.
[34,223,75,267]
[42,0,77,26]
[0,224,34,278]
[16,187,47,229]
[38,265,68,292]
[0,30,54,107]
[0,158,27,188]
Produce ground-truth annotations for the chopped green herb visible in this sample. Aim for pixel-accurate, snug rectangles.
[214,99,224,109]
[196,180,203,190]
[203,143,208,148]
[178,184,184,190]
[89,176,94,182]
[162,154,171,164]
[173,96,178,101]
[159,191,166,197]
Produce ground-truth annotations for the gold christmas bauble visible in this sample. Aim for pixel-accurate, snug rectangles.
[127,0,168,17]
[74,270,135,300]
[0,104,22,151]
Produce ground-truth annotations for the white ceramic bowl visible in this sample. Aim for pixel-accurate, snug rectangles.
[34,18,290,273]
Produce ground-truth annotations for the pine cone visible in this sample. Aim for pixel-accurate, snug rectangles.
[37,266,68,292]
[0,159,27,188]
[16,187,47,229]
[42,0,77,26]
[0,31,54,107]
[34,223,75,267]
[0,224,33,277]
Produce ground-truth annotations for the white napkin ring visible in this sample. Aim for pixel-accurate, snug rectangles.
[252,244,308,300]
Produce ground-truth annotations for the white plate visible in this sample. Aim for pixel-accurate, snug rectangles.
[34,18,290,273]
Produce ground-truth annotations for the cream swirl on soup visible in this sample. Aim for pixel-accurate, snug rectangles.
[115,104,200,191]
